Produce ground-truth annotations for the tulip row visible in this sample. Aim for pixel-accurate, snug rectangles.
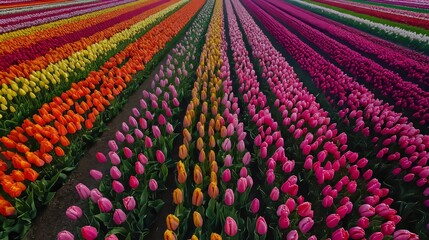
[236,0,421,239]
[365,0,429,9]
[0,0,134,33]
[259,0,429,126]
[0,0,96,14]
[58,1,213,238]
[0,1,204,238]
[0,0,182,128]
[0,0,170,73]
[251,0,429,198]
[275,1,429,90]
[312,0,429,29]
[288,0,429,54]
[242,0,428,236]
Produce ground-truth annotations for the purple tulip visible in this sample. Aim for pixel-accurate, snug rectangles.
[75,183,90,199]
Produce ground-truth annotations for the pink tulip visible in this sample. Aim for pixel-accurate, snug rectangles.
[222,169,231,183]
[158,114,167,125]
[224,154,233,167]
[332,228,349,240]
[108,140,118,152]
[393,230,412,240]
[222,138,232,151]
[123,147,133,158]
[256,216,268,235]
[96,152,107,163]
[166,123,174,134]
[125,134,134,145]
[109,152,121,165]
[135,162,145,175]
[89,169,103,181]
[270,187,279,201]
[105,234,119,240]
[113,209,126,225]
[112,180,124,193]
[149,179,158,191]
[299,217,314,233]
[145,136,152,148]
[266,169,275,184]
[75,183,90,199]
[81,226,98,240]
[152,126,161,139]
[250,198,260,214]
[237,177,247,193]
[322,195,333,208]
[224,189,235,206]
[110,166,122,180]
[240,167,248,178]
[277,204,290,217]
[336,205,349,218]
[349,226,365,239]
[129,176,139,189]
[359,204,375,217]
[246,175,254,188]
[156,150,165,164]
[138,153,148,165]
[224,217,238,236]
[98,197,113,212]
[297,202,312,217]
[347,181,357,194]
[90,189,103,203]
[326,214,341,228]
[357,217,370,229]
[285,198,296,211]
[139,117,147,130]
[279,216,290,229]
[369,232,384,240]
[115,131,125,142]
[66,206,82,221]
[123,196,136,211]
[57,230,74,240]
[286,230,298,240]
[381,221,396,235]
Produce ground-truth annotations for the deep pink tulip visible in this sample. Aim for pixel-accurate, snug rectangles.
[90,188,103,203]
[108,140,118,152]
[98,197,113,212]
[149,179,158,191]
[277,204,290,217]
[359,204,375,217]
[237,177,247,193]
[322,195,333,208]
[332,228,349,240]
[326,214,341,228]
[57,230,74,240]
[381,221,396,235]
[115,131,125,142]
[286,198,296,211]
[113,209,126,225]
[222,169,231,183]
[224,217,238,236]
[278,216,290,229]
[109,152,121,165]
[112,180,125,193]
[224,189,235,206]
[266,169,275,185]
[256,216,268,235]
[138,153,148,165]
[237,140,245,152]
[299,217,314,233]
[145,136,152,148]
[129,176,139,189]
[123,147,133,158]
[156,150,165,164]
[135,162,145,175]
[349,226,365,239]
[250,198,260,214]
[158,114,167,125]
[81,226,98,240]
[96,152,107,163]
[336,205,349,218]
[242,152,251,165]
[240,167,248,178]
[66,206,82,221]
[125,135,134,145]
[75,183,90,199]
[297,202,312,217]
[222,138,232,151]
[152,126,161,139]
[139,117,147,130]
[286,230,298,240]
[166,123,174,134]
[105,234,119,240]
[224,154,233,167]
[357,217,370,229]
[270,187,279,201]
[369,232,384,240]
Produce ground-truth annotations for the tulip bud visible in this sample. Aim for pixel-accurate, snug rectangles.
[270,187,280,201]
[96,152,107,163]
[173,188,183,205]
[286,230,298,240]
[208,182,219,199]
[237,177,247,193]
[66,206,82,221]
[194,165,203,184]
[192,188,203,206]
[326,214,341,228]
[105,234,119,240]
[123,196,136,211]
[256,217,268,235]
[75,183,90,199]
[112,180,124,193]
[166,214,179,231]
[149,179,158,191]
[110,166,122,180]
[57,230,74,240]
[90,188,103,203]
[250,198,260,214]
[89,169,103,181]
[193,211,203,228]
[164,230,177,240]
[113,209,126,225]
[224,217,238,236]
[332,228,349,240]
[349,226,365,239]
[81,226,98,240]
[224,189,235,206]
[297,202,312,217]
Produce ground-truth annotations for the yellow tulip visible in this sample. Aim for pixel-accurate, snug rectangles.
[164,230,177,240]
[196,137,204,151]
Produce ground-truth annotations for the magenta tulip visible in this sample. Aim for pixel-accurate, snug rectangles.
[129,176,139,189]
[135,162,145,175]
[256,216,268,235]
[112,180,124,193]
[250,198,260,214]
[224,189,235,206]
[123,147,133,158]
[90,188,103,203]
[110,166,122,180]
[115,131,125,142]
[357,217,370,229]
[98,197,113,212]
[297,202,312,217]
[224,217,238,236]
[156,150,165,164]
[149,179,158,191]
[123,196,136,211]
[145,136,152,148]
[81,226,98,240]
[299,217,314,233]
[222,169,231,183]
[66,206,82,221]
[108,140,118,152]
[89,169,103,181]
[113,209,127,225]
[242,152,251,165]
[332,228,349,240]
[270,187,279,201]
[359,204,375,217]
[105,234,119,240]
[279,216,290,229]
[381,221,396,235]
[237,177,247,193]
[369,232,384,240]
[96,152,107,163]
[109,152,121,165]
[349,226,365,239]
[326,214,341,228]
[286,230,298,240]
[152,126,161,138]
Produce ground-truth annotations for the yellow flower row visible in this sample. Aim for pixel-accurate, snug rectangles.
[0,0,145,42]
[0,0,189,117]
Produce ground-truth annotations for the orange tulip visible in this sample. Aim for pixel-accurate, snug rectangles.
[164,230,177,240]
[55,146,65,157]
[210,233,222,240]
[166,214,179,231]
[209,136,216,148]
[208,182,219,199]
[194,165,203,185]
[173,188,183,205]
[196,137,204,151]
[1,137,16,149]
[178,144,188,160]
[25,152,45,167]
[193,211,203,228]
[198,150,205,163]
[23,168,39,182]
[192,188,203,206]
[210,171,217,183]
[10,170,25,182]
[209,150,216,163]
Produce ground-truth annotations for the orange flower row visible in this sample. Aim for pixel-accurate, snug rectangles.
[0,0,204,217]
[0,0,174,85]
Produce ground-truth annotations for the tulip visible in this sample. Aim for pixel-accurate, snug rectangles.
[242,152,251,165]
[125,136,134,146]
[123,196,136,211]
[279,216,290,229]
[256,216,268,235]
[250,198,260,214]
[349,226,365,239]
[237,177,247,193]
[322,195,333,208]
[75,183,90,199]
[194,165,203,184]
[166,123,174,134]
[369,232,384,240]
[192,188,203,206]
[110,166,122,180]
[381,221,396,235]
[286,230,298,240]
[116,131,125,142]
[246,175,254,188]
[112,180,124,193]
[222,169,231,183]
[108,140,118,151]
[224,154,233,167]
[222,138,232,151]
[326,214,341,228]
[173,188,183,205]
[89,170,103,181]
[109,152,121,165]
[166,214,179,231]
[193,211,203,228]
[57,230,74,240]
[106,234,119,240]
[66,206,82,221]
[138,153,148,165]
[299,217,314,233]
[164,230,177,240]
[208,182,219,199]
[156,150,165,164]
[90,189,103,203]
[357,217,370,229]
[145,136,153,148]
[266,169,275,184]
[286,198,296,211]
[135,162,145,175]
[98,198,113,212]
[113,209,126,225]
[210,233,222,240]
[179,144,188,159]
[224,189,235,206]
[81,226,98,240]
[224,217,238,236]
[149,179,158,191]
[332,228,349,240]
[359,204,375,217]
[297,202,312,217]
[96,152,107,163]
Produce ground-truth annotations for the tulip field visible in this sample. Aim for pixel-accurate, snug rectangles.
[0,0,428,239]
